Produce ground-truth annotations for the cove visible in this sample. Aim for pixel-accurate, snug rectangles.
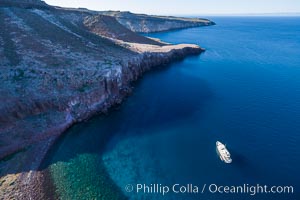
[41,17,300,200]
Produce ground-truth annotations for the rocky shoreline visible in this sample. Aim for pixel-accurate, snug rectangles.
[0,45,204,199]
[0,1,210,198]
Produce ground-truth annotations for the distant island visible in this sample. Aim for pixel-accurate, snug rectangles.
[0,0,214,198]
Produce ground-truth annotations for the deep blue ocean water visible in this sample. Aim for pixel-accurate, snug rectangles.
[42,17,300,200]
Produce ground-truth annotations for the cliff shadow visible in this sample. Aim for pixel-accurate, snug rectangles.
[39,55,214,168]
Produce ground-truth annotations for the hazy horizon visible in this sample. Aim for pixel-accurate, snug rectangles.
[44,0,300,16]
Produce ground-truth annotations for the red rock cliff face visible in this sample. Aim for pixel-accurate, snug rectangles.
[1,45,203,158]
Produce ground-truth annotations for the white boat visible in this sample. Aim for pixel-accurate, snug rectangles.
[216,141,232,163]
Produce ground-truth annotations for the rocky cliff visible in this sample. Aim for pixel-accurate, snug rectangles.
[0,1,207,199]
[99,11,215,33]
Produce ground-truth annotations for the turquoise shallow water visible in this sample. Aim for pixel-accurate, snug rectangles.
[42,17,300,199]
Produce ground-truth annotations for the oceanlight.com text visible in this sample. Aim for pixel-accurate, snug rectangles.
[207,184,294,196]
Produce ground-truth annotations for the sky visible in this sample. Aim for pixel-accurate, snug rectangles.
[44,0,300,15]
